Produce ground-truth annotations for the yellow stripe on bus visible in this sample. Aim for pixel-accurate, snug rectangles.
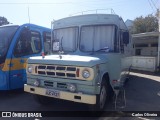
[2,58,27,71]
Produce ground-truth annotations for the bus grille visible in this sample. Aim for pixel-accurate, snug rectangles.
[36,65,77,78]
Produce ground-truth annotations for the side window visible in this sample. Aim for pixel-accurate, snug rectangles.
[14,30,42,57]
[120,31,124,53]
[43,32,51,55]
[30,31,42,54]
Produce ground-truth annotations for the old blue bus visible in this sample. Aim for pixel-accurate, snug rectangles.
[0,23,51,90]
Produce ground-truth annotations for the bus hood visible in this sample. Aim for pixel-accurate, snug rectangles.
[28,54,108,67]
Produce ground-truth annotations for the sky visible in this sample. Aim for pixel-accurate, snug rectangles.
[0,0,159,28]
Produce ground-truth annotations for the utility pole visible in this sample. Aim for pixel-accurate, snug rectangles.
[158,8,160,70]
[27,0,30,23]
[28,6,30,23]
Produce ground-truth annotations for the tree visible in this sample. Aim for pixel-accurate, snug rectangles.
[0,16,9,26]
[133,13,158,34]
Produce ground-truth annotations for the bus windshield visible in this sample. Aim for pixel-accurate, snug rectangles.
[80,25,115,52]
[53,27,78,52]
[0,26,18,63]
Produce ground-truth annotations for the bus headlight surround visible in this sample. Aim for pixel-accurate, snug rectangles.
[82,70,90,78]
[27,65,33,73]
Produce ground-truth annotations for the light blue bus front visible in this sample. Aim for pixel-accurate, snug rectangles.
[24,54,108,104]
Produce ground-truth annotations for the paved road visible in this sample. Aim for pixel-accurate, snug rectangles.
[0,71,160,120]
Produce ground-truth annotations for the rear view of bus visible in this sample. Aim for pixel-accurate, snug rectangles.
[0,24,51,90]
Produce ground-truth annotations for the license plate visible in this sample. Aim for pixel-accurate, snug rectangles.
[46,89,60,98]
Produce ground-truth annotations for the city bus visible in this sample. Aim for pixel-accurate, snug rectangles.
[0,23,51,90]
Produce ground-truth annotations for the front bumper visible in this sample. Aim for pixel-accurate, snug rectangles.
[24,84,96,104]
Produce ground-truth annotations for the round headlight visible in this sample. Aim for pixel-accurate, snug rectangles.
[67,84,76,92]
[27,65,33,73]
[82,70,90,78]
[34,79,40,87]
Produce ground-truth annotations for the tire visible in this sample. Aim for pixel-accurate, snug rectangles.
[33,95,52,105]
[90,78,111,111]
[97,82,107,110]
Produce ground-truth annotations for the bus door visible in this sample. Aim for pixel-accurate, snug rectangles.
[9,26,42,89]
[0,25,19,90]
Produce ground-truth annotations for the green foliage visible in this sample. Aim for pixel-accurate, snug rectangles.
[133,13,158,34]
[0,16,9,26]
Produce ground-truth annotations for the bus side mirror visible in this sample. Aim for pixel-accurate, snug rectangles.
[123,32,129,45]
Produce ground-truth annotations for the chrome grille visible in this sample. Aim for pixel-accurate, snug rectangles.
[36,65,77,78]
[67,67,76,71]
[46,72,55,75]
[38,66,46,69]
[44,81,67,89]
[67,73,76,77]
[44,81,53,87]
[38,71,45,75]
[57,83,67,89]
[57,66,65,70]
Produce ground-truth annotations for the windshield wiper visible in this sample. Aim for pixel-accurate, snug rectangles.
[95,47,110,52]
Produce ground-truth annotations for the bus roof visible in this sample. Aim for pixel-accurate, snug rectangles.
[0,23,50,31]
[53,14,127,30]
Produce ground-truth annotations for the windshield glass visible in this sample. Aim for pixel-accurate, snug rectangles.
[80,25,115,52]
[53,27,78,52]
[0,26,18,58]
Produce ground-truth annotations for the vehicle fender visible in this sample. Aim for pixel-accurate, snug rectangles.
[95,63,111,86]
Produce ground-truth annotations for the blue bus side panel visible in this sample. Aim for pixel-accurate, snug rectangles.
[9,69,26,89]
[0,71,9,90]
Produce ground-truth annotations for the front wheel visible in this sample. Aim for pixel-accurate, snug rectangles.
[99,83,107,110]
[89,80,110,111]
